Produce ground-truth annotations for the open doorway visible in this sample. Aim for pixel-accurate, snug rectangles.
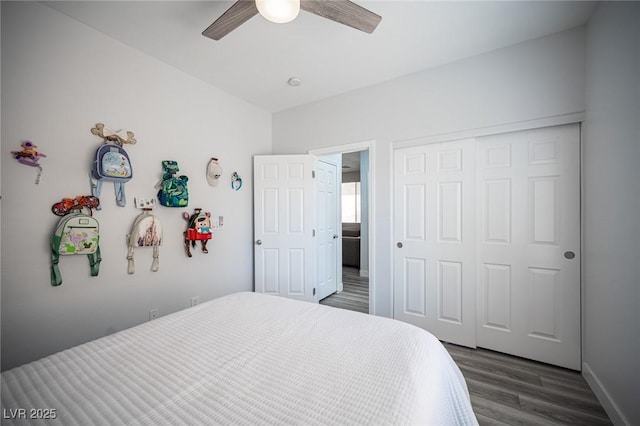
[319,149,370,314]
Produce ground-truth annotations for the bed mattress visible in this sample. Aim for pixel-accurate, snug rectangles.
[1,292,477,425]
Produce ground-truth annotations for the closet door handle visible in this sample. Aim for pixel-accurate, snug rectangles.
[256,240,262,246]
[397,242,403,248]
[564,251,575,259]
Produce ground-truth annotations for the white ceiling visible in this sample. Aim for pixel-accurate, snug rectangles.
[44,1,596,113]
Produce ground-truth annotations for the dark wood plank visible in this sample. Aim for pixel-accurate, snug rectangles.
[319,267,368,313]
[465,378,522,411]
[539,375,601,401]
[518,394,613,426]
[460,363,609,419]
[476,413,513,426]
[470,395,556,426]
[446,342,588,385]
[449,350,544,386]
[443,343,612,425]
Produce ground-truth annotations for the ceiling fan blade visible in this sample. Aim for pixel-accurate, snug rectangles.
[300,0,381,34]
[202,0,259,40]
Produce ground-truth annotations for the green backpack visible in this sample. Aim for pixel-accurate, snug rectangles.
[50,210,101,286]
[157,160,189,207]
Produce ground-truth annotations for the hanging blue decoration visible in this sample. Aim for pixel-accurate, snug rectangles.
[231,171,242,191]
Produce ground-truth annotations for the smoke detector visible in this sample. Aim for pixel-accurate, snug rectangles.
[287,77,302,87]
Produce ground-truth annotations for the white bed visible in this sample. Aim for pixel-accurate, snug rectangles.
[1,292,477,425]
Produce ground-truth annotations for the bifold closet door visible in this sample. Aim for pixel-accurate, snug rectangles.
[393,139,477,348]
[393,124,581,369]
[476,124,581,370]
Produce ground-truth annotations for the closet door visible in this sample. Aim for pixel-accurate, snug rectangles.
[476,124,580,370]
[393,139,477,348]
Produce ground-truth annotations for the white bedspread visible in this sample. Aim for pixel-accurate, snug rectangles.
[1,292,477,425]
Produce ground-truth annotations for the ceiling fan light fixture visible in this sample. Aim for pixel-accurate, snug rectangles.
[256,0,300,24]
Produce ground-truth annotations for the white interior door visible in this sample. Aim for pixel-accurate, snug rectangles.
[254,155,316,302]
[476,124,581,370]
[393,139,477,348]
[316,157,340,300]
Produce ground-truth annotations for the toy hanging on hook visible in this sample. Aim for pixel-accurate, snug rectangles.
[206,157,222,187]
[11,141,47,184]
[231,171,242,191]
[51,195,100,216]
[90,123,137,146]
[183,208,213,257]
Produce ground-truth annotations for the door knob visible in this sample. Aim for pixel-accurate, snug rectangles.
[564,251,575,259]
[397,242,403,248]
[333,234,339,239]
[256,240,262,245]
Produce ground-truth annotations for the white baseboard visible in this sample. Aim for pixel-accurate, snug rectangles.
[359,269,369,278]
[582,362,630,425]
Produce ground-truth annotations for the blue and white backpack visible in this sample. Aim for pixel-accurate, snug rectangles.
[89,123,136,209]
[90,143,132,209]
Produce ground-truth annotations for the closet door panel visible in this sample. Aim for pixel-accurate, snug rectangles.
[393,139,476,348]
[477,124,581,370]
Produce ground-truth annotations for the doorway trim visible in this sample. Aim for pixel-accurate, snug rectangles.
[309,140,376,315]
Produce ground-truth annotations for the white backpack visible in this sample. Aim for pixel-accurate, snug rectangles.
[126,210,162,274]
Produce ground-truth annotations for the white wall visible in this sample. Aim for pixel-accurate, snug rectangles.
[583,3,640,425]
[273,27,586,317]
[0,2,271,370]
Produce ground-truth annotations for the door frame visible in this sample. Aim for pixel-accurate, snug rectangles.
[309,140,376,315]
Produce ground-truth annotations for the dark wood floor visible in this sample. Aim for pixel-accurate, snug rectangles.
[319,266,368,313]
[320,268,612,425]
[444,343,612,426]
